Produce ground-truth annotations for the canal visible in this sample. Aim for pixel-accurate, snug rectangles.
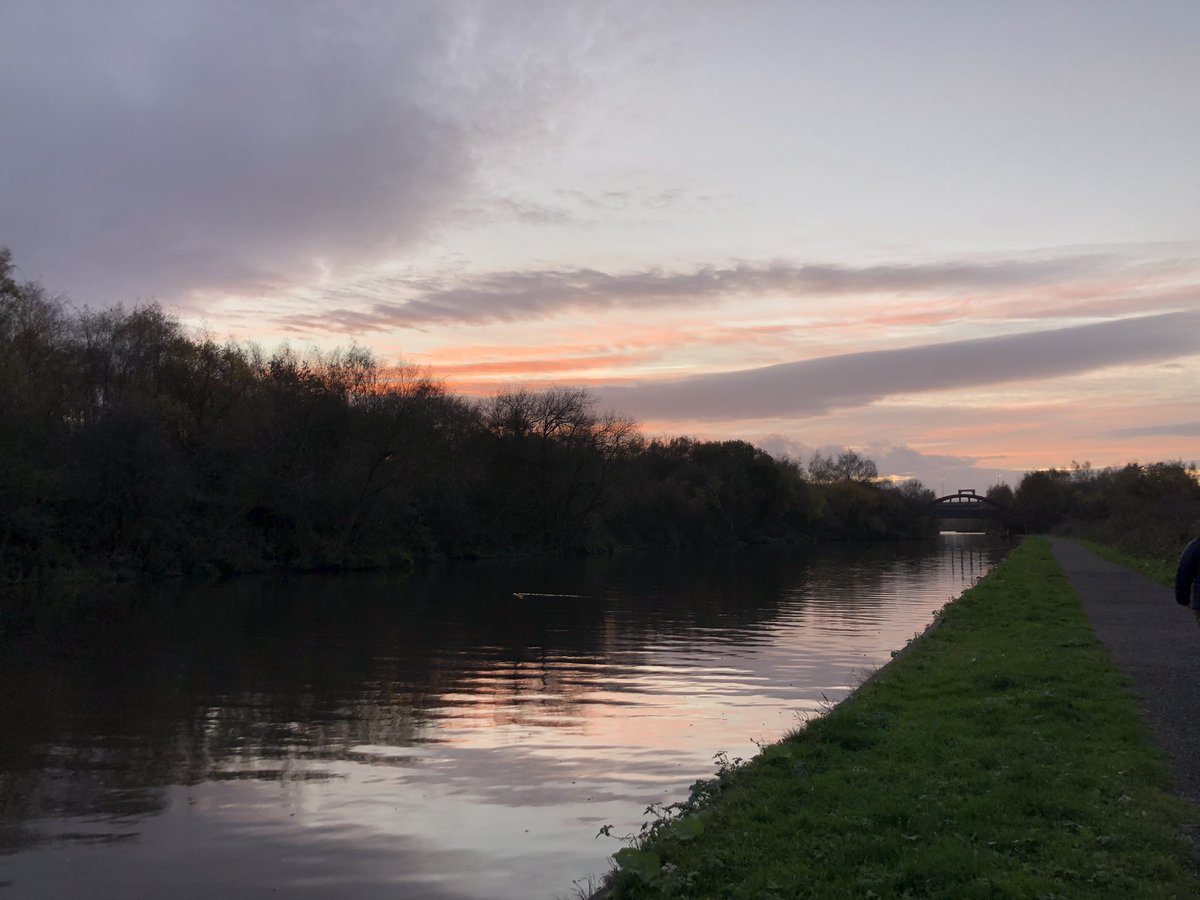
[0,534,1007,898]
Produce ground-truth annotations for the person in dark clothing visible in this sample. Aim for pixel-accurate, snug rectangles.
[1176,537,1200,624]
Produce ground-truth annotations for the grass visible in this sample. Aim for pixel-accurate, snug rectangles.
[1073,537,1177,588]
[605,538,1199,899]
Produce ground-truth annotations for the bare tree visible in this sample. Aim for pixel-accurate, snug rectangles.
[483,388,639,547]
[808,449,878,484]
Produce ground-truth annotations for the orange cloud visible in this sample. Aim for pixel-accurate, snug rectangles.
[442,373,647,397]
[401,321,813,390]
[427,351,652,377]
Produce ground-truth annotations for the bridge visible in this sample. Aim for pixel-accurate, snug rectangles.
[930,489,1008,522]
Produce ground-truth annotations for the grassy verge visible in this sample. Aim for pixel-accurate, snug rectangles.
[605,538,1198,899]
[1072,538,1176,588]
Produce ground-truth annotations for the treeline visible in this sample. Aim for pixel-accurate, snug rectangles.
[1002,460,1199,563]
[0,249,938,582]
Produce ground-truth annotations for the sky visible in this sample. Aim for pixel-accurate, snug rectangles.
[2,0,1198,492]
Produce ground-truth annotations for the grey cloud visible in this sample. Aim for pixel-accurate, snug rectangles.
[863,445,1025,495]
[859,444,1027,494]
[749,436,1024,494]
[0,1,616,306]
[475,188,696,229]
[554,187,687,211]
[1102,421,1200,439]
[292,255,1117,332]
[489,198,580,226]
[593,311,1200,421]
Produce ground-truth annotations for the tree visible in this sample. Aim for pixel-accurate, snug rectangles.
[808,449,878,484]
[986,482,1014,507]
[1013,469,1073,533]
[482,388,638,548]
[0,256,74,577]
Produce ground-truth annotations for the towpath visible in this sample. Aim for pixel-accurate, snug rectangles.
[1049,538,1200,805]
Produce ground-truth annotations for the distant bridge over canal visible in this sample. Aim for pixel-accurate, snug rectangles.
[931,489,1008,522]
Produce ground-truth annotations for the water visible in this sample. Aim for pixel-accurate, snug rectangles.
[0,535,1007,899]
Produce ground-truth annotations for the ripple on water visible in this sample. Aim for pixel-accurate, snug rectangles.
[0,536,1009,899]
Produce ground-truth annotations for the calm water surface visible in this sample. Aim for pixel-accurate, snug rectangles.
[0,535,1007,898]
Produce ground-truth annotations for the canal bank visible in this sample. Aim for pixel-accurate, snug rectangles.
[596,538,1199,898]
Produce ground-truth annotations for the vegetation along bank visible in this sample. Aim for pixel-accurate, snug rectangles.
[1,247,945,584]
[6,248,1197,586]
[599,538,1198,898]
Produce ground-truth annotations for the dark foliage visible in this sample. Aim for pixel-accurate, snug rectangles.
[1012,460,1200,564]
[0,249,938,582]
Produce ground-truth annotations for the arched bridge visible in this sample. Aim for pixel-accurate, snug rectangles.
[930,489,1008,521]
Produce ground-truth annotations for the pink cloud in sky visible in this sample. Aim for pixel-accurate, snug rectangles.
[4,1,1198,497]
[420,351,653,378]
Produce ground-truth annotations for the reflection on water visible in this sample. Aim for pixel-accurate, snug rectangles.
[0,535,1007,899]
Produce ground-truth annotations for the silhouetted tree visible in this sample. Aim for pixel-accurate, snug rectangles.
[0,247,955,582]
[808,449,878,484]
[480,388,638,549]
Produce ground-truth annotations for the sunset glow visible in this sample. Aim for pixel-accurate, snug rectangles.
[3,2,1197,490]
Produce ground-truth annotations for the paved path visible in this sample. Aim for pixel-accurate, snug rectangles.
[1049,538,1200,806]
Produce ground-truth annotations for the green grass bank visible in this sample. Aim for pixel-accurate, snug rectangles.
[603,537,1198,898]
[1072,538,1177,589]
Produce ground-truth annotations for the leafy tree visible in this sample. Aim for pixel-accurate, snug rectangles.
[1010,462,1199,566]
[986,482,1014,507]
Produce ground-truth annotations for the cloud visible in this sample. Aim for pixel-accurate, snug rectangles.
[0,1,632,306]
[861,444,1026,493]
[421,351,652,378]
[592,311,1200,422]
[751,435,1025,494]
[284,254,1138,333]
[1102,421,1200,439]
[460,187,713,232]
[488,198,580,227]
[553,187,692,211]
